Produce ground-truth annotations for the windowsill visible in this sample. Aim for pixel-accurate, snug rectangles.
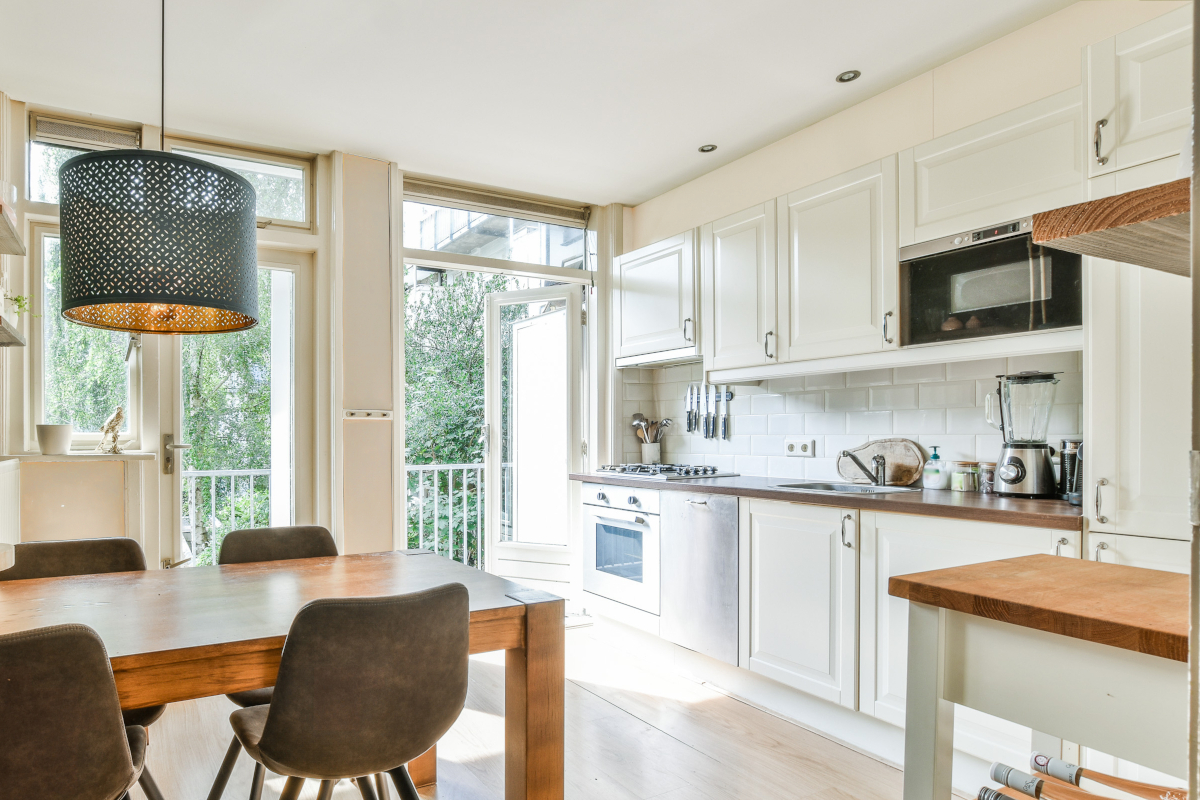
[0,451,156,462]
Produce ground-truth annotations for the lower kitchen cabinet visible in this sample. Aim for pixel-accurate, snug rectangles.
[858,512,1081,766]
[1088,531,1189,573]
[738,499,857,708]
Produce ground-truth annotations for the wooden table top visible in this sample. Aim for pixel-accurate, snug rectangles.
[0,551,536,666]
[889,554,1188,661]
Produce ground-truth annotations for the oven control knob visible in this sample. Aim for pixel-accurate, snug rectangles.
[627,496,639,505]
[596,492,607,502]
[998,459,1026,484]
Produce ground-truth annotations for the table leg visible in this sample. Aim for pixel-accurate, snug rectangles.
[408,745,436,787]
[903,601,955,800]
[505,594,565,800]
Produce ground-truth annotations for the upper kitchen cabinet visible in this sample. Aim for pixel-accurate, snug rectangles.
[1084,258,1192,542]
[1087,5,1192,179]
[702,201,777,371]
[614,230,699,365]
[776,157,898,362]
[899,87,1085,247]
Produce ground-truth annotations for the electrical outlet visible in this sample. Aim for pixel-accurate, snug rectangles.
[784,437,816,458]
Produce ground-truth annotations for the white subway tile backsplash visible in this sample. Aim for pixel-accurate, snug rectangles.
[735,455,768,475]
[751,394,786,415]
[916,434,975,461]
[894,363,947,384]
[706,454,736,472]
[624,382,654,401]
[1048,404,1081,435]
[870,384,918,410]
[766,376,808,394]
[786,392,825,413]
[946,358,1007,381]
[805,412,848,434]
[751,435,786,456]
[825,388,869,412]
[735,415,768,435]
[946,406,994,435]
[825,434,869,456]
[767,456,807,479]
[846,368,893,387]
[847,411,893,434]
[719,435,753,455]
[767,414,806,434]
[975,435,1005,464]
[919,381,976,409]
[892,409,946,434]
[805,458,841,480]
[728,397,753,416]
[805,372,846,390]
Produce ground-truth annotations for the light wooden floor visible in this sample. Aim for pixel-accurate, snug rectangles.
[131,627,903,800]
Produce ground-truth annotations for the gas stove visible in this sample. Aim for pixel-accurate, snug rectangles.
[595,463,738,480]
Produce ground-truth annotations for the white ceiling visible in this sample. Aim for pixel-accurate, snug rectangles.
[0,0,1074,207]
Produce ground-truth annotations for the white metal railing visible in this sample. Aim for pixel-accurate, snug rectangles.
[181,469,272,562]
[405,463,485,568]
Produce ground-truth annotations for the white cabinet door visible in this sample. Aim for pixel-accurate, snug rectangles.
[703,202,777,370]
[858,512,1080,766]
[1084,258,1192,541]
[739,499,857,708]
[777,157,897,362]
[615,230,697,358]
[1087,5,1192,178]
[1088,531,1190,574]
[899,87,1085,246]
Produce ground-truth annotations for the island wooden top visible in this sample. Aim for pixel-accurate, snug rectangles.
[889,554,1188,661]
[572,474,1083,530]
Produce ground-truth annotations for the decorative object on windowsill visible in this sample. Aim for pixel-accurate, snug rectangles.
[96,407,125,454]
[36,424,73,455]
[56,0,258,335]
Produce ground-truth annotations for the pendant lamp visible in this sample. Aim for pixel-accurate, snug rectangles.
[57,0,258,334]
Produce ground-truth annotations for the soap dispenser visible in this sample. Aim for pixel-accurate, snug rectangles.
[924,446,949,490]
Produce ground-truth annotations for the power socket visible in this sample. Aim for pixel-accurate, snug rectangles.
[784,437,816,458]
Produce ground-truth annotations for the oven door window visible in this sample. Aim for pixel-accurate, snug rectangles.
[595,522,644,582]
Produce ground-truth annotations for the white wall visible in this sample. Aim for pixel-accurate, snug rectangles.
[628,1,1186,250]
[620,352,1083,480]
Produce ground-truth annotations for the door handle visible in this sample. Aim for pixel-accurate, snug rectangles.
[1094,541,1109,562]
[764,330,774,359]
[1094,119,1108,166]
[840,514,853,549]
[1095,478,1109,524]
[162,433,192,475]
[683,318,693,342]
[1055,537,1069,557]
[883,310,894,345]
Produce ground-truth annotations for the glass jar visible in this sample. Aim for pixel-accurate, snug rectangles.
[950,461,979,492]
[978,462,996,494]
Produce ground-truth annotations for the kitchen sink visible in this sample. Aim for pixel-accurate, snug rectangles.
[771,481,921,495]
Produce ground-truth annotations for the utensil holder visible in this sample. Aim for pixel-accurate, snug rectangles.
[36,424,73,455]
[641,443,661,464]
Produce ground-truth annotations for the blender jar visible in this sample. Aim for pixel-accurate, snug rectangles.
[986,371,1060,443]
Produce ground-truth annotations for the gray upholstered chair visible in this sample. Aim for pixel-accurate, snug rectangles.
[0,623,166,800]
[0,538,168,731]
[227,585,469,800]
[208,525,340,800]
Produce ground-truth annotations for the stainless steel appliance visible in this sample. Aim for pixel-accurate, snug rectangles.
[985,371,1061,498]
[596,463,738,480]
[898,218,1082,347]
[660,492,739,666]
[582,483,660,614]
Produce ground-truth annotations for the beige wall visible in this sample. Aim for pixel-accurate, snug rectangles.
[18,461,125,542]
[629,1,1186,250]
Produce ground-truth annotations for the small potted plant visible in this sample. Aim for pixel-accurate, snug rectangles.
[3,293,33,323]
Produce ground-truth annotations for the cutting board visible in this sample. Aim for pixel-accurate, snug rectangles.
[835,438,924,486]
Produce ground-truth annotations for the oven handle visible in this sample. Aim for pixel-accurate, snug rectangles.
[591,512,653,529]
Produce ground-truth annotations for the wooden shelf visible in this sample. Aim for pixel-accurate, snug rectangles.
[0,199,25,257]
[0,314,25,347]
[1032,178,1190,277]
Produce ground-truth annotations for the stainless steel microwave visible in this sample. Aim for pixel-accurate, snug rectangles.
[898,218,1082,347]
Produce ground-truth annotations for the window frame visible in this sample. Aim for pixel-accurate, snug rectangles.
[28,222,143,451]
[164,136,317,232]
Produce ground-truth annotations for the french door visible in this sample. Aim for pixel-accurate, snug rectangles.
[484,284,583,598]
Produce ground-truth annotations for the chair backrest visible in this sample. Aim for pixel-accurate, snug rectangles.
[258,583,470,777]
[0,624,136,800]
[0,538,146,582]
[218,526,338,565]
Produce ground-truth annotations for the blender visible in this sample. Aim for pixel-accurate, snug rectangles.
[985,371,1060,498]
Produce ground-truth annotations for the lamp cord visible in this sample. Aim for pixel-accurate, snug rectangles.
[161,0,165,150]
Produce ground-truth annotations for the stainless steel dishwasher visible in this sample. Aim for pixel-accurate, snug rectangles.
[659,491,739,665]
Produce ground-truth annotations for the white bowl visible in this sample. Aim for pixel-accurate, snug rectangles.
[36,424,73,455]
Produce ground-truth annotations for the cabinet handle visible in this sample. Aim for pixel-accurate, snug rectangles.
[683,317,693,342]
[1095,478,1109,524]
[883,310,894,345]
[1055,537,1069,557]
[686,499,708,507]
[840,514,853,549]
[1094,119,1108,166]
[764,330,774,359]
[1094,541,1109,562]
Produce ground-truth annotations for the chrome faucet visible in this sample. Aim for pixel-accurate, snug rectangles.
[842,451,886,486]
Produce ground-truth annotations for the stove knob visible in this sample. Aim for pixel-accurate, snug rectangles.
[998,459,1026,485]
[596,492,607,502]
[627,496,639,506]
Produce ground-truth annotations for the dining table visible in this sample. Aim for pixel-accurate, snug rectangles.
[0,548,565,800]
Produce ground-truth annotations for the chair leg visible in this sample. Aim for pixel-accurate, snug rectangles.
[355,776,380,800]
[139,767,167,800]
[278,776,305,800]
[207,736,243,800]
[248,762,266,800]
[315,780,336,800]
[387,765,422,800]
[374,773,390,800]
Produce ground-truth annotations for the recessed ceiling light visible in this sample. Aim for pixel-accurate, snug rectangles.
[698,144,718,153]
[836,70,861,83]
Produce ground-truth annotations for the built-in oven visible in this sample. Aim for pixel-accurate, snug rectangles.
[582,483,660,616]
[899,218,1082,347]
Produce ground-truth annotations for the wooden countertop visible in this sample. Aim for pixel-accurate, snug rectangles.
[570,473,1083,530]
[889,554,1188,661]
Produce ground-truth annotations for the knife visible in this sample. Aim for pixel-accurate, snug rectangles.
[690,384,698,434]
[684,384,692,432]
[706,383,715,439]
[720,384,729,440]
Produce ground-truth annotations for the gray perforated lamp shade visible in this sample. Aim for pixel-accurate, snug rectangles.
[58,149,259,334]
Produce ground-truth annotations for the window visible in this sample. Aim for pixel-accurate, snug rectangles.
[28,142,88,204]
[28,113,141,204]
[166,139,313,227]
[403,201,587,269]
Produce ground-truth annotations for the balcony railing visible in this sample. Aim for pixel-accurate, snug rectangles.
[405,463,488,568]
[181,469,271,565]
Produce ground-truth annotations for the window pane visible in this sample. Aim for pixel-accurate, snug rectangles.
[403,201,586,269]
[41,235,130,432]
[176,148,307,223]
[29,142,88,204]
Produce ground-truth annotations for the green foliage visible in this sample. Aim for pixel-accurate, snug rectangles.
[4,294,33,316]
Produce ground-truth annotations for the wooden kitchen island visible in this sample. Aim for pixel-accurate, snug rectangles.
[889,554,1188,800]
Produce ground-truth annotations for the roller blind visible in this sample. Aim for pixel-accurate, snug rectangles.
[403,177,590,228]
[31,114,140,151]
